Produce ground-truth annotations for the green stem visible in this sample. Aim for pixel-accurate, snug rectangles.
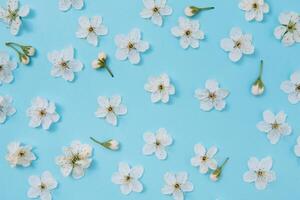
[258,60,264,79]
[90,137,104,146]
[219,157,229,170]
[5,42,22,58]
[199,6,215,11]
[104,65,114,78]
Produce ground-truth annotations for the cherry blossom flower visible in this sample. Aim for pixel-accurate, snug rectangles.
[238,0,269,22]
[220,27,254,62]
[195,79,229,111]
[274,12,300,46]
[0,51,17,85]
[140,0,172,26]
[243,156,276,190]
[95,95,127,126]
[256,110,292,144]
[5,141,36,167]
[59,0,84,11]
[27,171,58,200]
[0,0,30,35]
[191,144,218,174]
[144,73,175,103]
[294,136,300,157]
[27,97,60,130]
[76,16,108,46]
[280,70,300,104]
[142,128,173,160]
[184,6,214,17]
[48,46,83,82]
[111,162,144,195]
[0,95,16,124]
[115,28,150,64]
[171,17,204,49]
[55,140,93,179]
[161,171,193,200]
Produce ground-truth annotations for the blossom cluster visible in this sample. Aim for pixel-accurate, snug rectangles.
[1,0,300,199]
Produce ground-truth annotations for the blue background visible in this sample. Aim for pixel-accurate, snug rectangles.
[0,0,300,199]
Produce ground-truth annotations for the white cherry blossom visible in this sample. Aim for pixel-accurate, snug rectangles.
[140,0,172,26]
[256,110,292,144]
[115,28,150,64]
[111,162,144,195]
[27,171,58,200]
[238,0,269,22]
[171,17,204,49]
[0,51,17,85]
[55,140,93,179]
[220,27,254,62]
[243,156,276,190]
[48,46,83,82]
[0,95,16,124]
[195,79,229,111]
[280,70,300,104]
[5,141,36,167]
[190,144,218,174]
[95,95,127,126]
[0,0,30,35]
[59,0,84,11]
[274,12,300,46]
[142,128,173,160]
[161,171,193,200]
[294,136,300,157]
[144,73,175,103]
[76,16,108,46]
[27,97,60,130]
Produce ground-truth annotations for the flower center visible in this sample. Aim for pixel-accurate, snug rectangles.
[88,27,94,33]
[128,43,135,50]
[201,156,208,162]
[153,7,159,13]
[296,84,300,92]
[8,10,18,20]
[158,84,164,91]
[0,65,3,71]
[174,183,180,189]
[256,170,265,177]
[18,150,25,157]
[155,140,161,146]
[39,109,47,117]
[107,106,113,112]
[60,61,69,69]
[271,122,280,129]
[39,183,47,191]
[71,154,81,166]
[185,30,191,36]
[208,92,217,100]
[234,41,242,48]
[252,3,258,9]
[287,22,296,32]
[125,175,131,182]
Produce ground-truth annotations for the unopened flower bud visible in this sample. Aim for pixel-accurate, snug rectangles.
[20,54,30,65]
[23,46,36,57]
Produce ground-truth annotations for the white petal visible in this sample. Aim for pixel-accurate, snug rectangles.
[130,166,144,179]
[220,38,234,51]
[164,172,176,185]
[140,8,153,18]
[131,180,143,192]
[119,162,130,175]
[129,28,141,43]
[248,157,259,171]
[280,80,295,93]
[115,48,129,61]
[142,144,156,155]
[288,92,300,104]
[120,184,132,195]
[229,49,242,62]
[128,50,141,64]
[151,91,162,103]
[87,33,98,46]
[106,112,117,126]
[267,131,281,144]
[171,26,183,37]
[259,156,272,171]
[161,185,174,194]
[205,80,219,92]
[195,89,208,100]
[27,187,40,198]
[207,146,218,158]
[61,46,74,61]
[111,173,123,184]
[40,191,51,200]
[274,26,287,39]
[72,0,84,9]
[90,16,102,28]
[200,100,213,111]
[194,143,205,155]
[135,41,149,52]
[114,105,127,115]
[179,36,190,49]
[97,96,109,107]
[214,100,226,111]
[275,111,286,124]
[18,5,30,17]
[78,16,90,28]
[243,171,257,183]
[180,181,193,192]
[230,27,243,40]
[41,171,57,190]
[143,0,155,9]
[160,6,172,15]
[110,95,121,107]
[155,148,167,160]
[257,121,272,132]
[143,132,156,143]
[151,14,162,26]
[255,179,268,190]
[263,110,275,123]
[294,144,300,157]
[59,0,71,11]
[28,175,41,187]
[173,190,184,200]
[291,71,300,84]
